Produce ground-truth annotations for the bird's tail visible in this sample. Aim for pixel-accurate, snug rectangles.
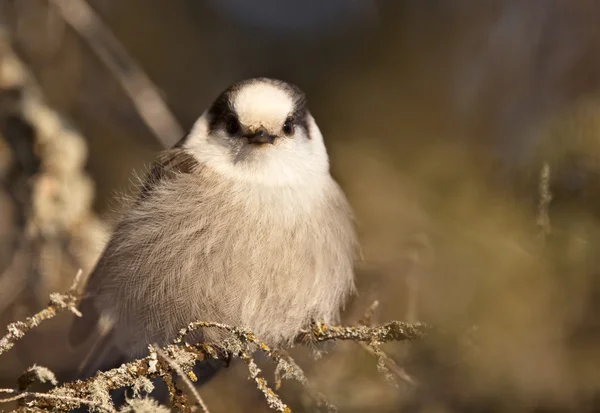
[67,303,125,380]
[76,327,127,380]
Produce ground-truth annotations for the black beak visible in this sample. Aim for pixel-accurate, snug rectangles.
[245,127,276,145]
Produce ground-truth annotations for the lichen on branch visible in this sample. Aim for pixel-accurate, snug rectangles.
[0,275,430,412]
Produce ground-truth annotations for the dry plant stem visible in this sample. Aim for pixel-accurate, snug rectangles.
[275,350,338,413]
[0,388,114,412]
[358,342,416,386]
[405,263,420,323]
[0,240,33,315]
[162,372,191,413]
[154,346,211,413]
[356,302,418,387]
[241,353,291,413]
[366,340,399,387]
[177,322,299,384]
[48,0,184,148]
[307,321,429,343]
[8,344,208,411]
[0,269,83,356]
[0,281,428,412]
[0,323,427,411]
[358,300,379,326]
[537,162,552,239]
[178,321,329,412]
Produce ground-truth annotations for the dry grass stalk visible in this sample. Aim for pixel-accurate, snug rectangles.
[48,0,184,148]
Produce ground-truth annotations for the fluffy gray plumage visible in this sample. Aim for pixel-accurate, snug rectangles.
[69,78,357,378]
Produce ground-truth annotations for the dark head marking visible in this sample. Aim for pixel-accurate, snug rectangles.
[206,78,310,139]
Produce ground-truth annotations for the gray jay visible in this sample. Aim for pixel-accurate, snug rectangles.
[69,77,358,379]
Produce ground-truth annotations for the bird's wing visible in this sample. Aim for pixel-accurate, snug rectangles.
[136,148,200,202]
[68,148,200,372]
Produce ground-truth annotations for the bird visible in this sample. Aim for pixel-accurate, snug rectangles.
[68,77,358,380]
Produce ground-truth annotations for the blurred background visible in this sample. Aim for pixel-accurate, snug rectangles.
[2,0,600,412]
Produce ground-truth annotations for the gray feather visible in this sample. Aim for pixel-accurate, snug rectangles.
[69,78,357,369]
[71,146,356,359]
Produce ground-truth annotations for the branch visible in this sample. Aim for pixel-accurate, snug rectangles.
[537,162,552,240]
[0,281,430,412]
[177,321,338,411]
[242,352,290,413]
[358,341,417,386]
[48,0,184,148]
[0,269,83,356]
[154,346,211,413]
[355,301,419,387]
[0,387,114,412]
[304,320,429,344]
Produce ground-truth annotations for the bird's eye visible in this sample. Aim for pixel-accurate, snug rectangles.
[282,118,294,135]
[226,116,240,135]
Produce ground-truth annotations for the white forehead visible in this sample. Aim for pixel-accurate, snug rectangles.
[232,82,294,129]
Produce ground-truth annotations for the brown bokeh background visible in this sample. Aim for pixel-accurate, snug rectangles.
[2,1,600,412]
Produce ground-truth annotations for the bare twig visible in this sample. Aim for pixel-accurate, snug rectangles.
[537,162,552,239]
[48,0,184,148]
[0,240,33,315]
[0,269,83,356]
[358,300,379,326]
